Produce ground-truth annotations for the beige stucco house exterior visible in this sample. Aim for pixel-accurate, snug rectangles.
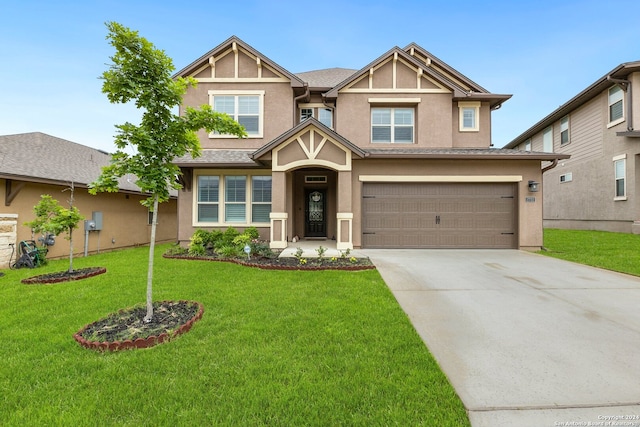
[504,62,640,234]
[0,132,177,267]
[174,36,567,250]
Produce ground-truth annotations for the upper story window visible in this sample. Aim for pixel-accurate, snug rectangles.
[560,116,570,145]
[371,108,414,143]
[524,139,532,152]
[543,127,553,153]
[614,155,626,200]
[458,101,480,132]
[209,90,265,137]
[299,104,333,128]
[608,85,624,126]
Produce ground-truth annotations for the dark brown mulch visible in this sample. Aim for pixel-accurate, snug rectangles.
[21,267,107,284]
[74,300,204,352]
[163,253,376,271]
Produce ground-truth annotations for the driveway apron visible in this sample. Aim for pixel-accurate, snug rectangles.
[362,249,640,427]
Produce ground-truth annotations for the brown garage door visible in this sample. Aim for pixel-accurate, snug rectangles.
[362,182,517,248]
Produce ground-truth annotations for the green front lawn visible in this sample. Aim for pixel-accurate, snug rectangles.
[0,245,469,426]
[541,228,640,276]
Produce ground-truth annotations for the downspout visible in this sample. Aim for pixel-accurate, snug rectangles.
[607,76,633,132]
[542,159,558,174]
[293,82,310,124]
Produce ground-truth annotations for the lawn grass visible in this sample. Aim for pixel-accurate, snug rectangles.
[540,228,640,276]
[0,245,469,426]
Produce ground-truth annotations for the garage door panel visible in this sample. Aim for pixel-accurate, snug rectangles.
[362,183,517,249]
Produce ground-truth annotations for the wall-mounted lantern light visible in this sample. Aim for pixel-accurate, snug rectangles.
[528,180,540,192]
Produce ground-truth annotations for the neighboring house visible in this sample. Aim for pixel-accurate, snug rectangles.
[0,132,177,267]
[504,62,640,233]
[173,36,567,250]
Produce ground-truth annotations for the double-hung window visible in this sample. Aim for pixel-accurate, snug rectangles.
[197,176,220,222]
[209,90,264,137]
[225,176,247,222]
[560,116,570,145]
[614,155,626,199]
[371,108,414,143]
[608,86,624,126]
[458,101,480,132]
[251,176,272,223]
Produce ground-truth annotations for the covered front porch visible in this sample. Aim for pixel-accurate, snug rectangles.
[250,118,366,251]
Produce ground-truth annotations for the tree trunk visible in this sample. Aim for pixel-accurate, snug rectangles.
[68,227,74,273]
[143,196,159,323]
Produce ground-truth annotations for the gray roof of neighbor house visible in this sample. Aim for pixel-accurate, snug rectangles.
[0,132,158,194]
[504,61,640,148]
[295,68,358,89]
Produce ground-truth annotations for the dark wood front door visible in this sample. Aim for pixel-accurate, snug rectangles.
[305,189,326,237]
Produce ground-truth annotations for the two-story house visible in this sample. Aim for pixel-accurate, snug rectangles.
[173,36,567,250]
[504,62,640,234]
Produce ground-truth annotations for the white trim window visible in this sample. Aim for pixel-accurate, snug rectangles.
[458,101,480,132]
[524,139,531,152]
[560,116,570,145]
[209,90,264,137]
[614,155,626,200]
[197,176,220,222]
[371,108,414,143]
[251,176,272,223]
[299,104,333,128]
[195,173,272,224]
[560,172,572,183]
[608,85,624,126]
[543,127,553,153]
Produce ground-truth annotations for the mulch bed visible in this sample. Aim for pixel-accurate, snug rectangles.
[163,253,376,271]
[21,267,107,284]
[74,300,204,352]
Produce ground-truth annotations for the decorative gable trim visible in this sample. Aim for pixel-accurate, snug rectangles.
[173,35,304,87]
[325,46,467,99]
[252,118,366,171]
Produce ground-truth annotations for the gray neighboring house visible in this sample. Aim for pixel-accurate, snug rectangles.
[504,61,640,233]
[0,132,177,267]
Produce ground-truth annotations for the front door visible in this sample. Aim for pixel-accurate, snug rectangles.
[305,189,326,237]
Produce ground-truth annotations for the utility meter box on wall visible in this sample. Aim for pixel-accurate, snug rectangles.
[92,212,103,231]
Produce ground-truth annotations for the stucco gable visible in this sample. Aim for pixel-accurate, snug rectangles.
[252,118,366,171]
[173,35,305,88]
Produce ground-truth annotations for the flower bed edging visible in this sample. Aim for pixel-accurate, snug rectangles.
[163,254,376,271]
[73,300,204,352]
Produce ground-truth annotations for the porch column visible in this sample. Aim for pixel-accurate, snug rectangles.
[270,171,288,249]
[336,171,353,250]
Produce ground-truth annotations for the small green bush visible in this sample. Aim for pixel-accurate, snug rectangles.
[244,226,260,240]
[218,245,241,258]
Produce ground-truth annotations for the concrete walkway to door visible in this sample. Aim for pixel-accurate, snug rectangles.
[361,249,640,427]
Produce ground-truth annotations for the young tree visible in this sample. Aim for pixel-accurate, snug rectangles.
[25,187,84,273]
[89,22,246,322]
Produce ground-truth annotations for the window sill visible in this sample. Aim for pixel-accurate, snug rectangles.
[607,118,625,129]
[614,196,627,201]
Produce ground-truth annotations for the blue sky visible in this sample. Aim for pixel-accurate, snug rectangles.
[2,0,640,152]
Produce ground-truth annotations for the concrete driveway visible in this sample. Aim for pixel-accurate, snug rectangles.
[361,249,640,427]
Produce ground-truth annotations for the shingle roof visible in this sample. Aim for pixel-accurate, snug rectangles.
[0,132,151,193]
[365,147,569,160]
[294,68,358,89]
[173,149,260,167]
